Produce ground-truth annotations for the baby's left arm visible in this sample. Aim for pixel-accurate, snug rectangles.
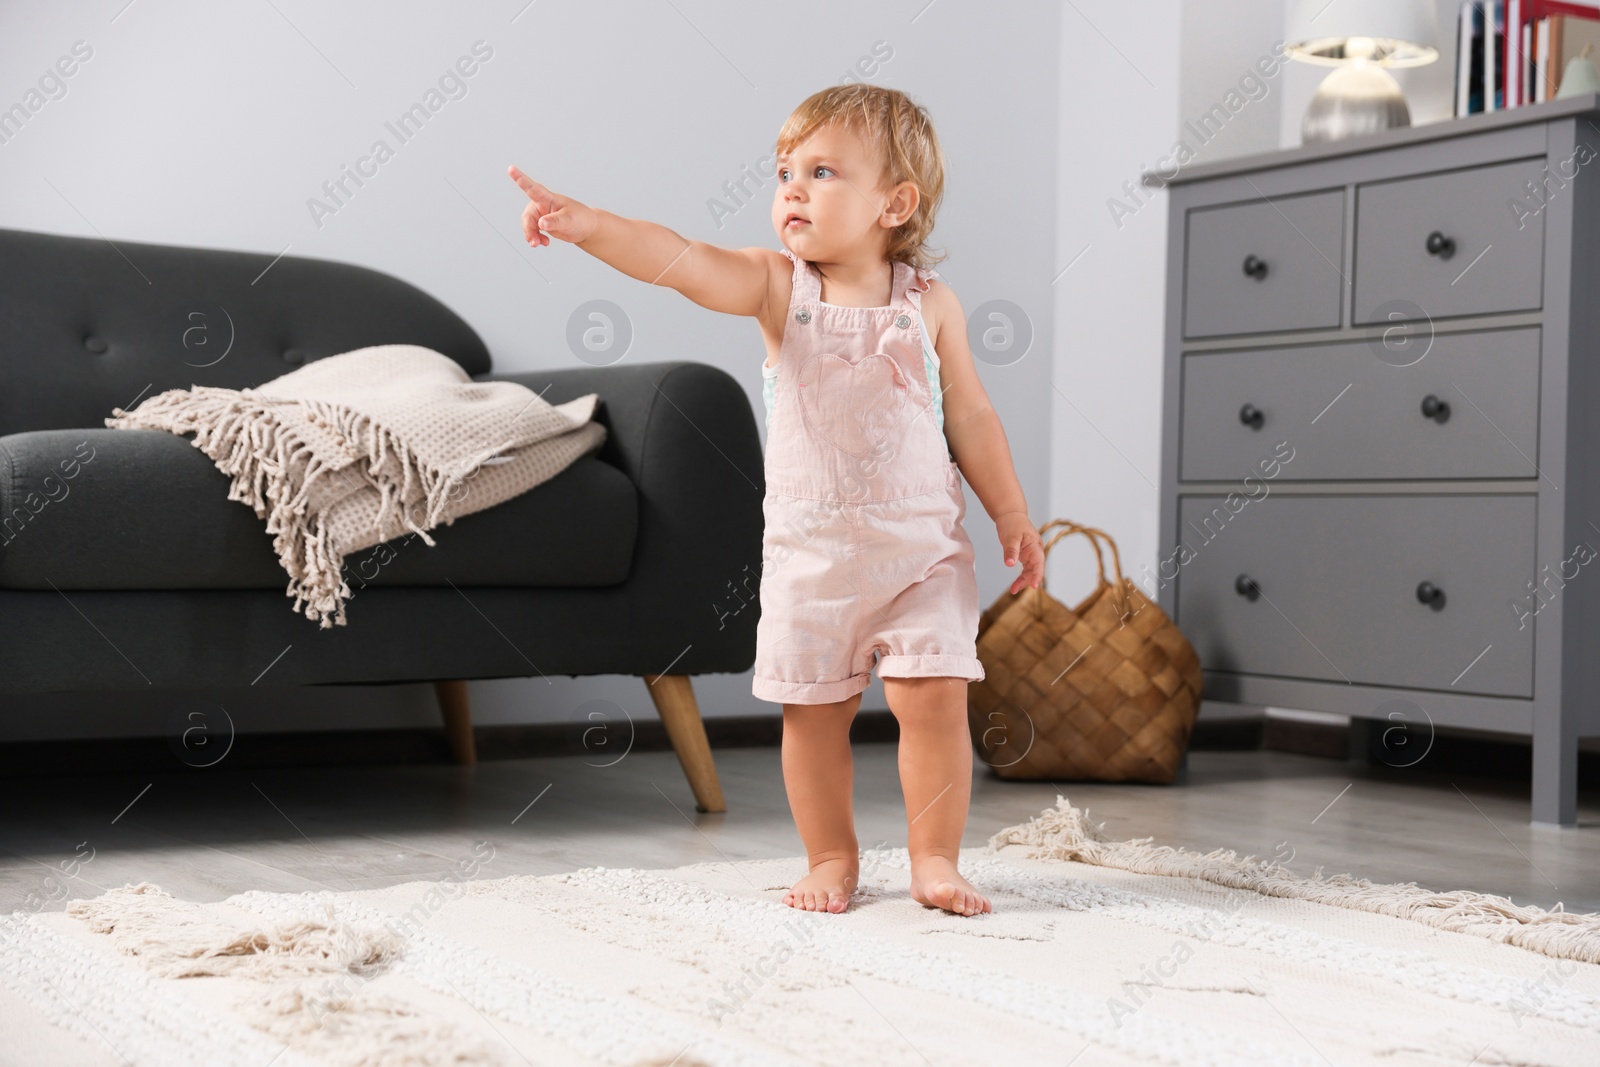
[924,281,1045,595]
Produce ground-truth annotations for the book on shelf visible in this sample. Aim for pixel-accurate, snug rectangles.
[1490,0,1501,110]
[1458,2,1487,114]
[1512,0,1523,107]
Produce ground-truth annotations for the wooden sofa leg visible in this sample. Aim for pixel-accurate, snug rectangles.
[434,680,477,765]
[643,674,726,813]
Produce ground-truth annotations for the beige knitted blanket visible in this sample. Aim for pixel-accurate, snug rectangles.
[105,344,607,628]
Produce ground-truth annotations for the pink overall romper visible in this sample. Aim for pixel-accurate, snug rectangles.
[751,247,986,705]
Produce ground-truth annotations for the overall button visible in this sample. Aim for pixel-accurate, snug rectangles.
[895,314,912,329]
[84,336,108,354]
[795,308,812,324]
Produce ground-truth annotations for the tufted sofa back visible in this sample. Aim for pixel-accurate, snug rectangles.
[0,227,492,436]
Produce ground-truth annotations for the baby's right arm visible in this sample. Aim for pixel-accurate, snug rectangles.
[508,165,786,325]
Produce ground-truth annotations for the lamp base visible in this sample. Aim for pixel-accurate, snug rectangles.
[1301,63,1411,144]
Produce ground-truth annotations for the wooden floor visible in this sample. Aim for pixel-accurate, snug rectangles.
[2,742,1597,916]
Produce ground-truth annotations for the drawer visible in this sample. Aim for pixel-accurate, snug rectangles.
[1173,494,1535,698]
[1183,189,1344,338]
[1179,327,1540,481]
[1353,158,1546,324]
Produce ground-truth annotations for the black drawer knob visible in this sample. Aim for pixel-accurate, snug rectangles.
[1238,403,1265,430]
[1425,231,1456,259]
[1420,393,1450,422]
[1235,574,1261,600]
[1242,254,1268,280]
[1416,580,1446,610]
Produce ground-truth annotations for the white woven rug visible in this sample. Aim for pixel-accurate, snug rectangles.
[3,798,1598,1067]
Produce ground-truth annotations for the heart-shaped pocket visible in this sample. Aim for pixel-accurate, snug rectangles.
[796,352,907,458]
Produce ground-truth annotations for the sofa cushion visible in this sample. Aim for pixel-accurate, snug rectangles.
[0,428,636,591]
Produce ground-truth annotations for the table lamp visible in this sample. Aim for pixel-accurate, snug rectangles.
[1285,0,1440,144]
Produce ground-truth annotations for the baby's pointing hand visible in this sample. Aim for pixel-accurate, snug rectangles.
[507,166,598,247]
[996,512,1044,595]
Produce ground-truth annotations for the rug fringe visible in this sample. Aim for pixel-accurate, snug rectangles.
[65,884,511,1065]
[252,981,504,1067]
[986,796,1600,966]
[66,882,401,980]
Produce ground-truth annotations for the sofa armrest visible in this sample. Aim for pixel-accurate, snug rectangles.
[477,361,766,675]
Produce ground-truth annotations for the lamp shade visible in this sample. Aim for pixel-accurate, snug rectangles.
[1285,0,1439,67]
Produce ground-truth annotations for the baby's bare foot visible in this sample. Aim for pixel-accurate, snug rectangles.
[783,857,858,914]
[909,855,991,916]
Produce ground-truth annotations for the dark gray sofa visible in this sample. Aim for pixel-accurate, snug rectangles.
[0,226,766,811]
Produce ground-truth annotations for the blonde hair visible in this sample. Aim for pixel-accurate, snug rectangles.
[775,84,947,271]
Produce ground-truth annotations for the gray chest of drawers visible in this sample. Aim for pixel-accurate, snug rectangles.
[1147,93,1600,827]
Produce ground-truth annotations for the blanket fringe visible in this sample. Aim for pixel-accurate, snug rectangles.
[107,388,473,629]
[987,796,1600,966]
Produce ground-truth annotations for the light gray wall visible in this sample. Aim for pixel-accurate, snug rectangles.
[1044,1,1182,619]
[0,0,1065,739]
[1180,0,1287,164]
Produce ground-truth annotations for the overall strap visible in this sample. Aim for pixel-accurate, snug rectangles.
[905,262,946,432]
[778,247,820,304]
[901,260,939,315]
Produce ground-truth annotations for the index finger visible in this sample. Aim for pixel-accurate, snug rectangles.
[506,165,545,200]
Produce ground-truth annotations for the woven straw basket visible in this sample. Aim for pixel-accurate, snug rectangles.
[967,520,1203,784]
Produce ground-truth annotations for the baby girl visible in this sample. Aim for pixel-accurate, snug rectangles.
[508,84,1044,917]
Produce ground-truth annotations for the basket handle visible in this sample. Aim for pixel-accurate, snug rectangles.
[1033,520,1131,620]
